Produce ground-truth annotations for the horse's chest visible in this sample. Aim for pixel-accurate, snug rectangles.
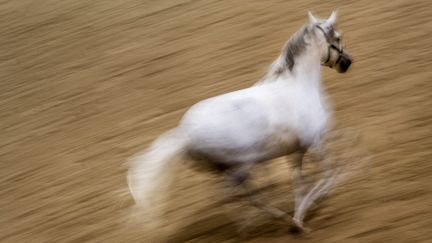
[295,99,330,145]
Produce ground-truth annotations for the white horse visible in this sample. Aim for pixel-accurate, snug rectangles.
[128,11,352,232]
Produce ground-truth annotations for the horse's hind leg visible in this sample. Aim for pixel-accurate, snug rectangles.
[219,167,250,203]
[240,179,288,219]
[225,166,289,222]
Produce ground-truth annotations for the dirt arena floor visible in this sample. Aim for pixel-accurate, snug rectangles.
[1,0,431,242]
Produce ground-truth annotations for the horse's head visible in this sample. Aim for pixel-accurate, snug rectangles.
[308,11,352,73]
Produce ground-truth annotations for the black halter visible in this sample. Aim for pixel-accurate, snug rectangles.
[316,25,344,66]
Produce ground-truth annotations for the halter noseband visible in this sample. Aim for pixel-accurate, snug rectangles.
[316,25,344,66]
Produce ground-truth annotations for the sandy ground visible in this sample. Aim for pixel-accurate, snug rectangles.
[1,0,431,242]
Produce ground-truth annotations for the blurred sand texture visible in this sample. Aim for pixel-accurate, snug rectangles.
[1,0,431,242]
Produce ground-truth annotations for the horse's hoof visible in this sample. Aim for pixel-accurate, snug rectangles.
[290,225,311,234]
[291,218,311,234]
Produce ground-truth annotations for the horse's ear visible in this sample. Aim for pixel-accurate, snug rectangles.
[308,11,318,24]
[327,10,337,25]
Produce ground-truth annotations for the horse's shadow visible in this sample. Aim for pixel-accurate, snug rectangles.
[166,183,327,242]
[166,208,292,243]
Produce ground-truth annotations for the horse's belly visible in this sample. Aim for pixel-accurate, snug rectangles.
[184,122,271,163]
[186,137,295,166]
[183,120,300,165]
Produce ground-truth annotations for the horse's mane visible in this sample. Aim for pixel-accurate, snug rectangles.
[258,25,311,83]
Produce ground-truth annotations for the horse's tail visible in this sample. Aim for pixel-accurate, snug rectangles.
[127,128,188,228]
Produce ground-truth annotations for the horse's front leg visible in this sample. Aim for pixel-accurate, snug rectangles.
[293,148,338,229]
[290,151,310,231]
[291,151,306,213]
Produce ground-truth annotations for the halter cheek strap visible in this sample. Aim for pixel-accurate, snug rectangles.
[316,25,344,66]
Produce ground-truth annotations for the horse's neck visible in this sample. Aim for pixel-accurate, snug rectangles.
[291,47,323,89]
[264,46,323,92]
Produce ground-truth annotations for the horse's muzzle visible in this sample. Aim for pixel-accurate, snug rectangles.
[337,52,352,73]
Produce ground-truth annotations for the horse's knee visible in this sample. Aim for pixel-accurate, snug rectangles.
[230,169,249,185]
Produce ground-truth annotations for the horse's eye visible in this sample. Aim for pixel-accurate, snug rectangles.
[335,36,341,42]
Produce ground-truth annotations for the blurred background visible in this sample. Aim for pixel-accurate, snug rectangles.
[1,0,431,242]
